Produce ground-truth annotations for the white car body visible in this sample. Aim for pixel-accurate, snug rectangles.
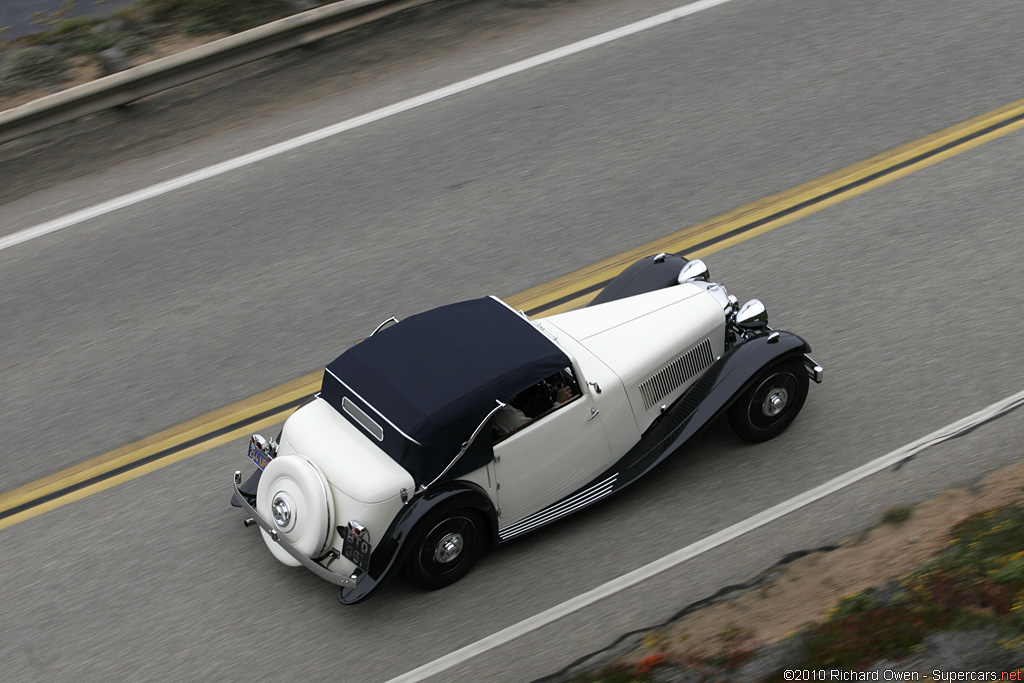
[231,255,821,602]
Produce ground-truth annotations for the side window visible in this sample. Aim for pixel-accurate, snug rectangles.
[491,368,582,441]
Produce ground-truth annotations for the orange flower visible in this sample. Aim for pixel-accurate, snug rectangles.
[635,653,667,674]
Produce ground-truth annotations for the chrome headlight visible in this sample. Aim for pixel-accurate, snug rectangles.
[676,258,709,283]
[735,298,768,327]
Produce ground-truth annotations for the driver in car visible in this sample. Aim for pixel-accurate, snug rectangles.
[492,374,575,437]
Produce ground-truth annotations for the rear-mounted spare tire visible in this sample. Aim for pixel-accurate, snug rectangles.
[257,454,336,566]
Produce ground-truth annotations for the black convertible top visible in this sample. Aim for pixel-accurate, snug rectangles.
[321,297,569,485]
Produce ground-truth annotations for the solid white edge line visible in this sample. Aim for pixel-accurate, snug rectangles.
[384,387,1024,683]
[0,0,732,254]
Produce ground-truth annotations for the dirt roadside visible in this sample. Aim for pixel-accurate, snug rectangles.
[556,457,1024,680]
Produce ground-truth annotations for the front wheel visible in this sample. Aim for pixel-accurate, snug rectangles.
[403,509,486,590]
[728,359,808,442]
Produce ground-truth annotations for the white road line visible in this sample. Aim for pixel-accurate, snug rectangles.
[385,388,1024,683]
[0,0,732,254]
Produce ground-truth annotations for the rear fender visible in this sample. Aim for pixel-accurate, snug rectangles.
[338,481,496,604]
[229,468,261,507]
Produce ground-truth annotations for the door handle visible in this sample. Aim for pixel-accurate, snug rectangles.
[588,407,600,421]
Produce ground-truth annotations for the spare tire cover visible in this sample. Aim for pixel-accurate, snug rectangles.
[257,454,335,567]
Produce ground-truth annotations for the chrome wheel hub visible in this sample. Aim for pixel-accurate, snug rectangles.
[433,532,464,564]
[271,492,295,531]
[762,387,789,417]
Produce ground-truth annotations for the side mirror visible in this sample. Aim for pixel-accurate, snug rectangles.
[676,259,709,283]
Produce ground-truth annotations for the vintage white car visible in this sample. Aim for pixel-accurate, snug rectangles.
[231,254,822,603]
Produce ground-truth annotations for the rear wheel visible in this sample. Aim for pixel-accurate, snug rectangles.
[728,359,808,442]
[404,509,486,590]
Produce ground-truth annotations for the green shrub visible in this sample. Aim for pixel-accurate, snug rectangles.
[116,33,154,57]
[0,46,68,92]
[950,505,1024,563]
[991,555,1024,585]
[883,504,913,524]
[48,16,100,37]
[804,604,950,669]
[826,589,878,620]
[141,0,292,34]
[68,33,119,55]
[27,12,123,54]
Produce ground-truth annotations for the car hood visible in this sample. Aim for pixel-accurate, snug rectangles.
[538,284,725,431]
[278,397,415,504]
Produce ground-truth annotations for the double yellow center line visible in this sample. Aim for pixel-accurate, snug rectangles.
[3,97,1023,530]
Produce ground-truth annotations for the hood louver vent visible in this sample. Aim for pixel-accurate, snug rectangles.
[638,338,714,410]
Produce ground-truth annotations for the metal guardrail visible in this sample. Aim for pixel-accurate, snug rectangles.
[0,0,436,145]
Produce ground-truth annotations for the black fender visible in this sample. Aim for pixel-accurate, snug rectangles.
[229,468,261,507]
[588,253,688,306]
[645,331,811,463]
[338,481,497,604]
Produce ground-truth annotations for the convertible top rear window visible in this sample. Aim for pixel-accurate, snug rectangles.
[321,297,570,485]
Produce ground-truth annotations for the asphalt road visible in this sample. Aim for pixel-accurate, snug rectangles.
[1,0,1023,680]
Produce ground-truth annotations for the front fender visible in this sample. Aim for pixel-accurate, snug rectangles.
[675,329,811,436]
[659,331,810,451]
[338,481,496,604]
[588,253,689,306]
[621,331,811,477]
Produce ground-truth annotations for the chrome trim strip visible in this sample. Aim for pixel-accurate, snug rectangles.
[491,294,530,318]
[499,486,614,540]
[498,475,617,538]
[324,368,423,446]
[491,295,576,357]
[370,316,399,336]
[510,482,614,527]
[424,400,507,490]
[501,474,617,532]
[499,479,616,540]
[342,397,384,441]
[232,471,357,588]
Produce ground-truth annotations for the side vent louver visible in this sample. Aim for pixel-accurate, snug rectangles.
[638,338,714,410]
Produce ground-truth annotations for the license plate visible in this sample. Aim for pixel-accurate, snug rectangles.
[342,530,372,573]
[247,441,273,471]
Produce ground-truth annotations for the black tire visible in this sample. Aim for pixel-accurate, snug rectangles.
[728,358,808,443]
[403,509,486,590]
